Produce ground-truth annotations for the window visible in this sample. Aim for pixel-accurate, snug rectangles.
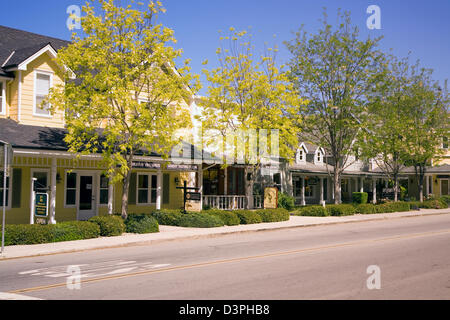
[34,71,52,116]
[296,149,304,163]
[65,172,77,206]
[443,137,448,149]
[33,171,49,193]
[305,179,314,197]
[137,173,157,204]
[0,81,5,114]
[99,174,109,205]
[316,151,322,163]
[0,171,10,207]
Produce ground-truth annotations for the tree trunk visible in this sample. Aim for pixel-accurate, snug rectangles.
[333,168,341,204]
[121,170,131,220]
[393,173,399,202]
[418,166,425,203]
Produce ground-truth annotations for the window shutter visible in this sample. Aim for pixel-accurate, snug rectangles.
[163,173,170,204]
[12,168,22,208]
[128,172,137,205]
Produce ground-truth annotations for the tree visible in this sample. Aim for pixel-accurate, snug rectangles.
[48,0,199,219]
[285,10,386,204]
[199,28,303,208]
[402,63,449,202]
[361,55,414,202]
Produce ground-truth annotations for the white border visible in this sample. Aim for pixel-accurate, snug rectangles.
[0,80,5,115]
[33,69,53,118]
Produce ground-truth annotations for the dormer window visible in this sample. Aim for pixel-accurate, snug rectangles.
[296,148,305,164]
[0,81,5,115]
[316,149,323,164]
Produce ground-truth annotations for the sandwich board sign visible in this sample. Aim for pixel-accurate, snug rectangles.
[35,193,49,217]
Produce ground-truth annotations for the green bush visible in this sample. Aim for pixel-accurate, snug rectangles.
[125,214,159,234]
[150,209,183,226]
[203,209,240,226]
[439,195,450,206]
[177,213,224,228]
[2,221,101,246]
[375,201,410,213]
[295,205,328,217]
[421,199,448,209]
[89,215,125,237]
[355,204,377,214]
[277,192,295,211]
[352,192,368,204]
[254,208,290,222]
[408,201,421,210]
[236,210,263,224]
[326,204,356,216]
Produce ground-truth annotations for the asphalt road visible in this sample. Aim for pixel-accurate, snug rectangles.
[0,214,450,300]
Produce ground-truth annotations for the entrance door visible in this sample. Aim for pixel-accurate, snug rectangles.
[78,174,96,220]
[441,180,449,196]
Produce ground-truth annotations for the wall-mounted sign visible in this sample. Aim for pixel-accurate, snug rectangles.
[166,164,198,171]
[264,187,278,209]
[35,193,48,217]
[132,161,161,169]
[437,175,450,179]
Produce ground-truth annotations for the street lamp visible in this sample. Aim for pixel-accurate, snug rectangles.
[0,139,12,255]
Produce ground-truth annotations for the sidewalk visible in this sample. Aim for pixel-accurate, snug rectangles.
[1,208,449,260]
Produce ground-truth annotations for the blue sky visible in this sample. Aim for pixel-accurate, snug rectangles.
[2,0,449,95]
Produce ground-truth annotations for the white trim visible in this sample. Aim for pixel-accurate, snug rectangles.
[0,168,12,210]
[136,172,158,205]
[63,170,77,208]
[299,142,309,154]
[0,79,5,115]
[97,173,110,207]
[17,71,22,121]
[33,70,53,118]
[17,45,57,71]
[76,171,97,220]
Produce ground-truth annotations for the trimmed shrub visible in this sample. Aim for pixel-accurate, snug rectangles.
[295,205,328,217]
[204,209,240,226]
[236,210,263,224]
[50,221,101,242]
[125,214,159,234]
[355,204,377,214]
[89,215,125,237]
[439,195,450,206]
[408,201,421,210]
[150,209,183,226]
[177,213,224,228]
[277,192,295,211]
[2,221,101,246]
[254,208,290,222]
[352,192,368,204]
[421,199,448,209]
[326,204,357,216]
[375,201,410,213]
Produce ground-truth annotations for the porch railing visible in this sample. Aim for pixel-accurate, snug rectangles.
[203,195,264,210]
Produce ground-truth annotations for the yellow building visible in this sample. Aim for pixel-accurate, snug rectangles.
[0,25,201,224]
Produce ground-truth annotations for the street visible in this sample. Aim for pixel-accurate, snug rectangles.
[1,214,450,300]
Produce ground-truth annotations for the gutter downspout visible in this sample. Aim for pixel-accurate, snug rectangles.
[17,70,22,122]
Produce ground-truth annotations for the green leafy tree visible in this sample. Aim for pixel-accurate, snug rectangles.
[285,10,386,204]
[402,64,449,202]
[199,28,303,208]
[48,0,199,219]
[361,55,414,202]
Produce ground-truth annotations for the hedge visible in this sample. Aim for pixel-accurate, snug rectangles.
[326,204,357,216]
[352,192,368,204]
[439,195,450,206]
[2,221,100,246]
[254,208,290,222]
[177,213,224,228]
[89,215,126,237]
[150,209,183,226]
[295,205,328,217]
[203,209,240,226]
[236,210,263,224]
[278,192,295,211]
[375,201,410,213]
[355,204,377,214]
[125,214,159,234]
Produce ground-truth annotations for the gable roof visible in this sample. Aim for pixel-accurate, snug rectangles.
[0,25,69,73]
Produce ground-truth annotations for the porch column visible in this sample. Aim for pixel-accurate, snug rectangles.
[49,158,57,224]
[331,178,335,202]
[301,177,306,206]
[224,167,228,195]
[156,168,162,210]
[319,177,324,206]
[372,178,377,204]
[108,183,114,215]
[359,177,364,193]
[198,166,203,210]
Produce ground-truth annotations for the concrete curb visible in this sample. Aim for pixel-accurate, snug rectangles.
[1,209,449,261]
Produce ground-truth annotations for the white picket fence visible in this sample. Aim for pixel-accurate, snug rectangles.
[203,195,263,210]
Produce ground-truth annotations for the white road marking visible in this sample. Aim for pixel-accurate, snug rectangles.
[0,292,43,300]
